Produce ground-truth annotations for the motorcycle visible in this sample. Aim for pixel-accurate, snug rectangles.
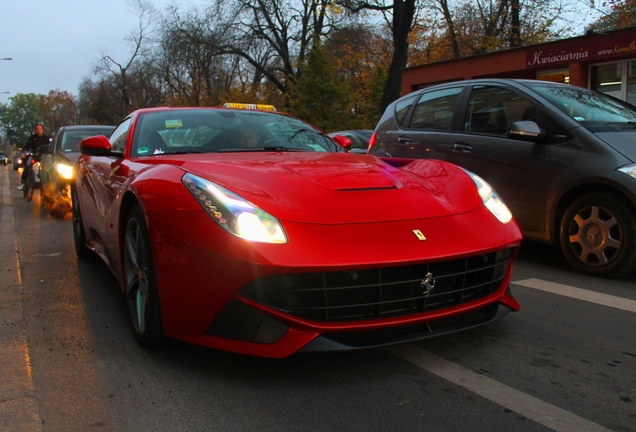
[22,150,43,202]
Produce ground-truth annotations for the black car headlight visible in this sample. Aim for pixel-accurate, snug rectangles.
[183,173,287,243]
[55,162,74,180]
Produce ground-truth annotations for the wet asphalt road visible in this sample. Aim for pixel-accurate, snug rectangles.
[1,165,635,432]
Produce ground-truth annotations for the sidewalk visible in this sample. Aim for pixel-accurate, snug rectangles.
[0,166,42,431]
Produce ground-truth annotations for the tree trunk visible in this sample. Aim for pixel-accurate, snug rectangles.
[509,0,521,47]
[380,0,416,112]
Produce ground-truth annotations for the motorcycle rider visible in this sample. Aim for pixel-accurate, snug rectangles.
[18,123,50,190]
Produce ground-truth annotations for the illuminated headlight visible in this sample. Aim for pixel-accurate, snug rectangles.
[182,173,287,243]
[462,169,513,224]
[618,164,636,179]
[55,162,74,180]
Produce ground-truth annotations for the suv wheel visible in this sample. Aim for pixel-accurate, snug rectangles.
[559,192,636,277]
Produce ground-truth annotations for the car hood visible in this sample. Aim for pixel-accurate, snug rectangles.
[170,152,483,224]
[594,131,636,163]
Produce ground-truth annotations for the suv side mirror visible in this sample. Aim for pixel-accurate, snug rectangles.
[509,120,546,142]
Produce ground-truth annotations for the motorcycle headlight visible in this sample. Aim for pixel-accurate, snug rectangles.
[55,162,74,180]
[462,169,513,224]
[182,173,287,243]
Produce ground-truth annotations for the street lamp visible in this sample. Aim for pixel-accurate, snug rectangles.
[1,58,12,61]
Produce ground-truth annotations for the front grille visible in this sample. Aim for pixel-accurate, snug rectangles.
[312,304,499,349]
[240,249,512,322]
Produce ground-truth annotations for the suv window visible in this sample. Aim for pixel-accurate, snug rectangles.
[465,85,537,136]
[394,94,418,127]
[409,87,462,130]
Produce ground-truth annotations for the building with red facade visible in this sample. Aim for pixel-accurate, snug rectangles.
[402,26,636,104]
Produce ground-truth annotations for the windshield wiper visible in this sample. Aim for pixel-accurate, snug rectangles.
[218,146,304,152]
[166,150,205,155]
[603,121,636,127]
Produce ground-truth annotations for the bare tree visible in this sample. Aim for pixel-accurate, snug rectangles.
[96,0,160,113]
[588,0,636,31]
[159,5,238,106]
[338,0,418,112]
[167,0,339,107]
[423,0,571,60]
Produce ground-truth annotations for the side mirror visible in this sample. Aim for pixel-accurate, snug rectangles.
[509,120,545,141]
[80,135,123,157]
[331,134,353,151]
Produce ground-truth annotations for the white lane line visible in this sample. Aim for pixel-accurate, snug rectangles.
[514,278,636,313]
[385,344,612,432]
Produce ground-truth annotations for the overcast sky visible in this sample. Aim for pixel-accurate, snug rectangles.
[0,0,200,105]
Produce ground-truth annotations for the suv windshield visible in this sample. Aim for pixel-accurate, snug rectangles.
[526,81,636,125]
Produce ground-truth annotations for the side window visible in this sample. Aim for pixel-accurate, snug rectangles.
[409,87,462,130]
[110,118,132,154]
[465,86,538,136]
[394,94,418,127]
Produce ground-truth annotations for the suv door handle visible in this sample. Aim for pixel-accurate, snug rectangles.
[453,143,472,153]
[397,136,411,144]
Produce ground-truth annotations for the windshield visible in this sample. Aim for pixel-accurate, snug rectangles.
[131,109,343,157]
[526,81,636,125]
[60,127,115,153]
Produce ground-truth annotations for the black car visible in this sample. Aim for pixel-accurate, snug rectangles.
[40,125,115,210]
[328,130,373,154]
[0,150,7,165]
[369,78,636,278]
[12,150,25,170]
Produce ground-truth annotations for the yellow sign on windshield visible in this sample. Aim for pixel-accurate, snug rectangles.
[223,103,276,112]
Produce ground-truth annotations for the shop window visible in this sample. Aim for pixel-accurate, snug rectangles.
[591,63,623,99]
[628,60,636,106]
[537,69,569,84]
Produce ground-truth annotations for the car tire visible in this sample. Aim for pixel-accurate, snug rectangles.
[559,192,636,277]
[123,206,168,347]
[71,186,93,259]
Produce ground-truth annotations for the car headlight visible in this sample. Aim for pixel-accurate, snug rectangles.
[618,164,636,179]
[182,173,287,243]
[55,162,74,180]
[461,169,513,224]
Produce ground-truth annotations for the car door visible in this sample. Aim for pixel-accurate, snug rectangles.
[79,118,132,254]
[428,84,553,234]
[376,87,463,159]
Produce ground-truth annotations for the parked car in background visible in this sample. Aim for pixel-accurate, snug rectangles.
[0,150,7,165]
[40,125,115,214]
[328,130,373,154]
[369,78,636,278]
[72,105,522,358]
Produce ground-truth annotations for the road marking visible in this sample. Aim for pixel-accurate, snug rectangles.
[385,344,612,432]
[514,278,636,313]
